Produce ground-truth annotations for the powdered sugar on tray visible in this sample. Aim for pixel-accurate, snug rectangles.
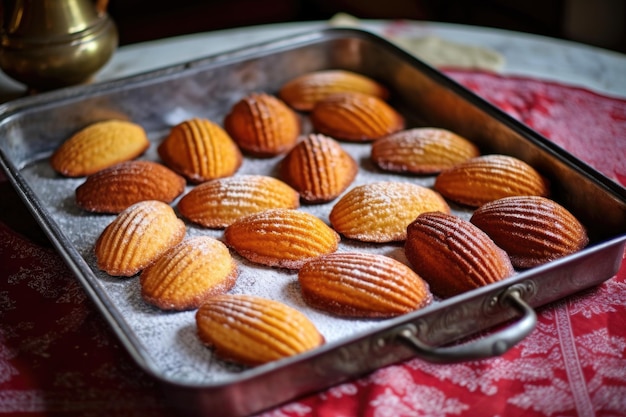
[20,127,471,385]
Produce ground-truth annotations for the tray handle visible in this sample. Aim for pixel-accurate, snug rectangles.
[396,285,537,363]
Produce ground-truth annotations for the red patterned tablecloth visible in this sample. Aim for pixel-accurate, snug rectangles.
[1,69,625,417]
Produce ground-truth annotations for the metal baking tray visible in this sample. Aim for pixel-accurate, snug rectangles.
[1,28,625,416]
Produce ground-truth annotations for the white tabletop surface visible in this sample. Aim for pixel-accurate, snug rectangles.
[1,20,625,102]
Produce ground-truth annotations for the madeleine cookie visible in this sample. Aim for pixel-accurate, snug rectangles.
[311,92,404,141]
[178,175,300,228]
[299,252,433,318]
[224,93,300,156]
[434,154,550,207]
[158,118,242,183]
[140,236,238,310]
[405,211,515,298]
[196,294,324,366]
[279,69,389,111]
[76,161,186,213]
[224,208,340,269]
[279,134,357,203]
[470,196,589,269]
[95,200,186,277]
[371,128,480,174]
[50,120,150,177]
[329,181,450,242]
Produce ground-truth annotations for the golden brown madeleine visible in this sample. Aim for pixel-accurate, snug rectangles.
[76,160,186,213]
[434,154,550,207]
[405,211,515,298]
[279,69,389,111]
[158,118,242,183]
[279,134,358,203]
[224,208,340,269]
[177,175,300,228]
[195,294,324,366]
[298,252,433,318]
[310,92,404,142]
[140,236,238,311]
[50,119,150,177]
[224,93,300,156]
[470,196,589,269]
[329,181,450,243]
[371,127,480,174]
[95,200,186,277]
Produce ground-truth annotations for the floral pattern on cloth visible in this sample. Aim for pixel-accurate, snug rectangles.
[0,220,165,416]
[1,70,625,417]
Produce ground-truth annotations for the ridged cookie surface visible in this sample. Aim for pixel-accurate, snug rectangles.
[371,127,480,174]
[177,175,300,228]
[224,208,340,269]
[299,252,433,318]
[95,200,186,277]
[470,196,589,268]
[140,236,238,310]
[279,134,357,203]
[224,93,300,156]
[76,160,186,213]
[51,119,150,177]
[311,92,404,141]
[158,118,242,183]
[279,70,389,111]
[329,181,450,242]
[434,154,550,207]
[195,294,324,366]
[405,211,514,298]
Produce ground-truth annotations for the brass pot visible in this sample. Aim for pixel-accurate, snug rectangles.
[0,0,118,91]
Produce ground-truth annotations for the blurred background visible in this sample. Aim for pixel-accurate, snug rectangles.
[108,0,625,53]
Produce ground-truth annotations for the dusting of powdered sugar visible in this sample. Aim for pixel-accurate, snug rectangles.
[20,125,473,385]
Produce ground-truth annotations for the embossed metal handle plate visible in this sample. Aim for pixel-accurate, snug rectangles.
[396,287,537,363]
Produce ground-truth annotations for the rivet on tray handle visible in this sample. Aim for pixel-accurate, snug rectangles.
[395,285,537,363]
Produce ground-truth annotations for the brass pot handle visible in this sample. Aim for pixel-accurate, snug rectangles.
[396,287,537,363]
